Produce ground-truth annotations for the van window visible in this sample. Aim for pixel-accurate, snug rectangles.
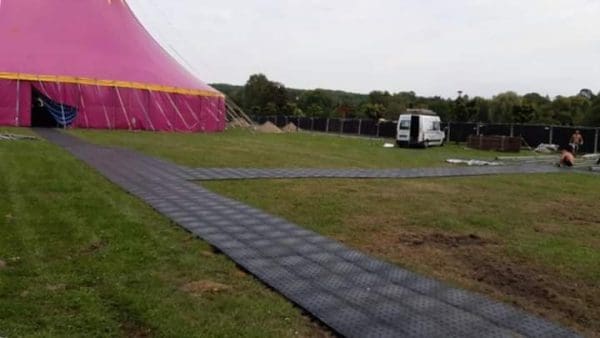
[433,121,441,131]
[399,120,410,130]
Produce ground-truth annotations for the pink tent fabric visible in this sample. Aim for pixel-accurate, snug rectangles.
[0,0,225,132]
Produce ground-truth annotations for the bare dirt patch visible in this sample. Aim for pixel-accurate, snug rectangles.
[46,284,67,292]
[0,259,6,269]
[399,232,496,248]
[465,255,600,336]
[180,280,231,295]
[120,319,152,338]
[357,228,599,336]
[80,239,108,255]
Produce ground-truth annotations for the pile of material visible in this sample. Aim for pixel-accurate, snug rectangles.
[534,143,559,153]
[255,121,282,134]
[0,133,38,141]
[281,122,299,133]
[467,135,521,152]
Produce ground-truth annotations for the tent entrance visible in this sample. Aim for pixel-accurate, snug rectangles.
[31,88,77,127]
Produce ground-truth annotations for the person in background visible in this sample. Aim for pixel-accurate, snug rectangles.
[559,145,575,167]
[569,130,584,154]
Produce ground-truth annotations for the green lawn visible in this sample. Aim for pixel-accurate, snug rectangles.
[69,128,529,168]
[2,127,596,336]
[205,176,600,336]
[0,130,327,337]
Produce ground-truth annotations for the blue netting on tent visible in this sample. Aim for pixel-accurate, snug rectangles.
[39,96,77,126]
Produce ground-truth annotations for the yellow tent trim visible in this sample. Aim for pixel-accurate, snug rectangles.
[0,72,224,98]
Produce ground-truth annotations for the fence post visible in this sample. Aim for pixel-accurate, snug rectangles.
[447,122,452,143]
[376,122,380,138]
[310,118,314,131]
[595,129,599,154]
[340,119,344,134]
[476,123,481,136]
[358,119,362,136]
[326,118,330,133]
[549,126,554,144]
[510,124,514,137]
[285,116,288,126]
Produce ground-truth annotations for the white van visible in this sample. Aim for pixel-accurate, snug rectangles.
[396,109,445,148]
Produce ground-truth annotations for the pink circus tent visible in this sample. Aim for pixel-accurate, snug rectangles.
[0,0,226,132]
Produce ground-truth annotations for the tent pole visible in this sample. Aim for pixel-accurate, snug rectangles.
[77,83,90,128]
[166,93,193,130]
[15,78,20,127]
[182,96,201,128]
[95,84,112,129]
[115,86,132,130]
[152,92,174,131]
[58,82,66,129]
[133,89,155,131]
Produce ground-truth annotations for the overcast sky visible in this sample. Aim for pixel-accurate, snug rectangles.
[128,0,600,98]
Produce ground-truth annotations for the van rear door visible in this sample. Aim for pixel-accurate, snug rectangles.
[410,115,420,143]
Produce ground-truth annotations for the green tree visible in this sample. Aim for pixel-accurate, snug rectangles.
[242,74,289,116]
[298,90,335,117]
[490,92,521,122]
[360,103,386,120]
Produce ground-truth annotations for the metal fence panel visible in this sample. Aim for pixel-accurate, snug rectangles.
[313,118,327,132]
[360,119,378,136]
[286,117,299,129]
[449,123,477,142]
[379,121,397,138]
[298,117,313,130]
[480,124,511,136]
[514,125,549,148]
[328,118,341,133]
[275,115,287,127]
[342,119,360,134]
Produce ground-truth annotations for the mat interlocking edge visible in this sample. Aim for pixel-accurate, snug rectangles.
[35,129,579,338]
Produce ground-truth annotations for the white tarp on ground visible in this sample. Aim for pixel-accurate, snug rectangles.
[534,143,559,153]
[0,133,38,141]
[446,159,504,166]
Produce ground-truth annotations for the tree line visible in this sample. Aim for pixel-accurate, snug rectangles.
[211,74,600,126]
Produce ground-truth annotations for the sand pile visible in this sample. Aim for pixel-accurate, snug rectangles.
[256,121,282,133]
[282,122,299,133]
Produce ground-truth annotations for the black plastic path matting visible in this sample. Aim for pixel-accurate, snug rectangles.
[187,166,562,181]
[36,129,579,338]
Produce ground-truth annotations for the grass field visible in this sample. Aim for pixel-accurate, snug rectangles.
[70,128,599,336]
[70,128,528,168]
[206,175,600,336]
[2,128,597,336]
[0,128,328,337]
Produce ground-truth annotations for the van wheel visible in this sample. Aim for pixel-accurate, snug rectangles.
[423,141,429,149]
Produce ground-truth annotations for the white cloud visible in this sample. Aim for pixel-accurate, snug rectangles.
[128,0,600,97]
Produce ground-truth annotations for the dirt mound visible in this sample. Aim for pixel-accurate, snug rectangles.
[0,259,5,269]
[256,121,282,133]
[282,122,299,133]
[180,280,231,294]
